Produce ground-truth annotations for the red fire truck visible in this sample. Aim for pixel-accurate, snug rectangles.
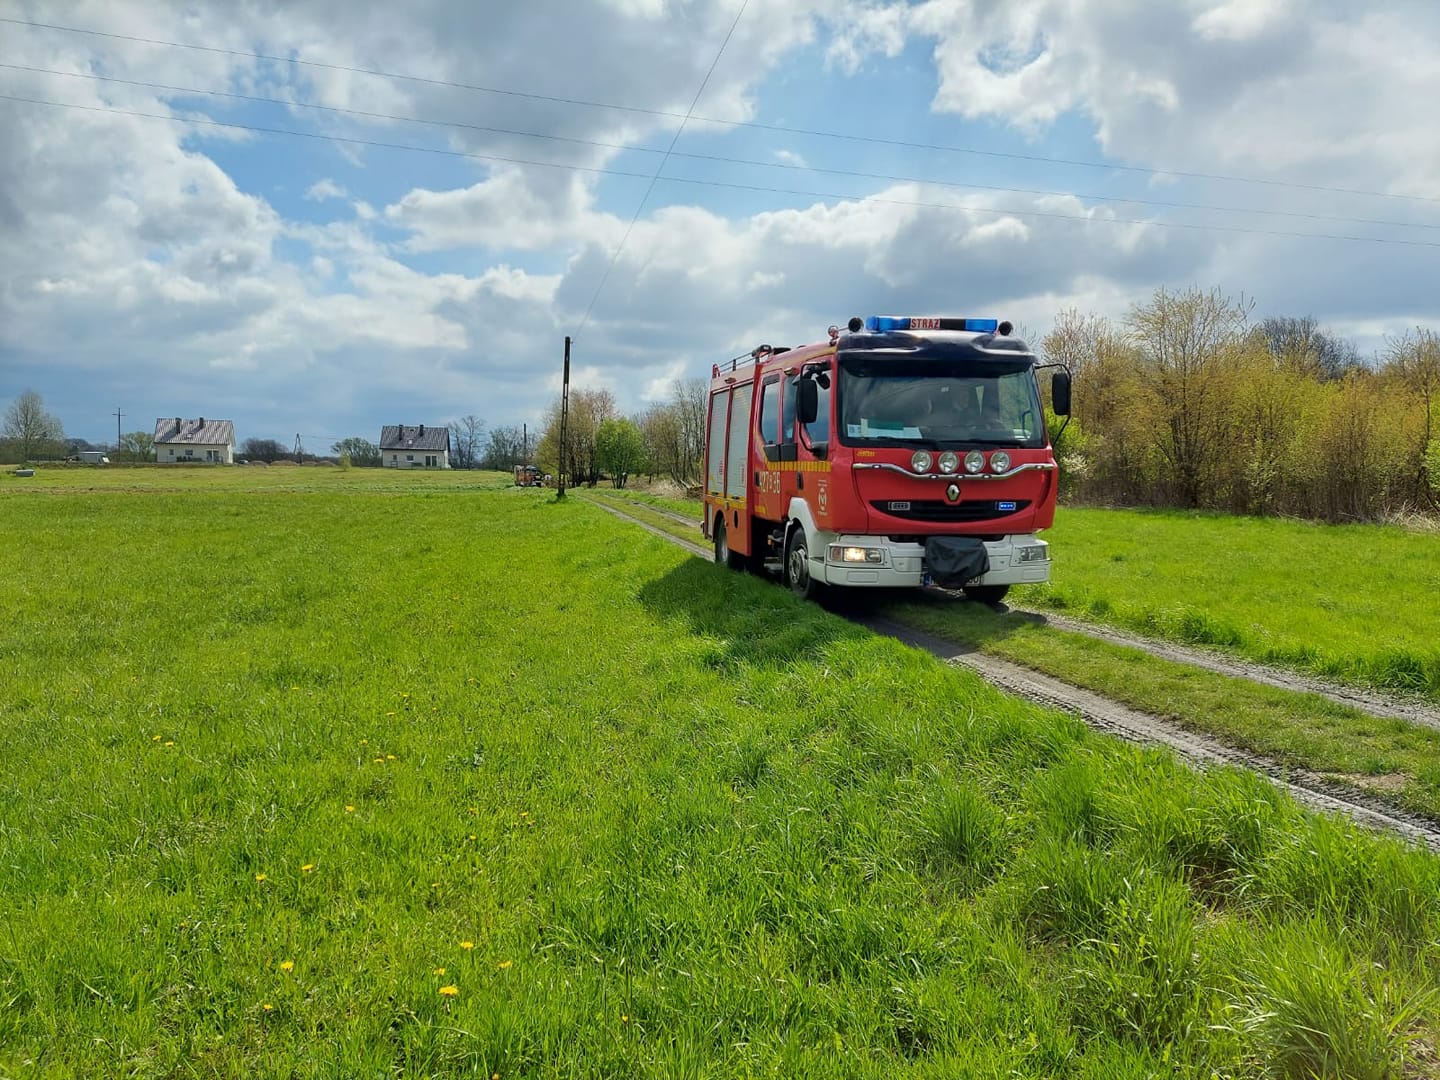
[701,315,1071,602]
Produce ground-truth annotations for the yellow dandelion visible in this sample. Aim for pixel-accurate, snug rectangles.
[374,757,385,764]
[164,740,175,747]
[386,754,397,761]
[468,807,478,815]
[460,941,474,951]
[344,805,355,813]
[152,734,161,741]
[621,1014,629,1024]
[385,711,396,716]
[468,834,477,841]
[254,873,267,883]
[498,960,513,970]
[431,882,440,889]
[438,984,459,997]
[433,967,446,976]
[262,1003,275,1012]
[279,960,294,972]
[301,864,315,873]
[290,686,300,691]
[360,739,368,745]
[467,677,477,684]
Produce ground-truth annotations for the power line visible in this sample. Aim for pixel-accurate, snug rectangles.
[5,13,1438,206]
[6,93,1440,251]
[573,0,750,336]
[9,63,1438,234]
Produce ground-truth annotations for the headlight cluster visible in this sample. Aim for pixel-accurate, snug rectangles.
[911,450,1018,475]
[1017,542,1049,563]
[829,545,885,564]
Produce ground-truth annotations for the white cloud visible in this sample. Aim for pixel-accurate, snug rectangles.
[305,178,347,200]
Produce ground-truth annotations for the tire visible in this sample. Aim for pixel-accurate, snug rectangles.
[783,527,824,601]
[963,584,1010,605]
[714,518,747,571]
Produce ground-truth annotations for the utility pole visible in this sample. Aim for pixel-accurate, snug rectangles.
[522,423,527,464]
[114,407,124,451]
[294,433,303,464]
[557,336,571,498]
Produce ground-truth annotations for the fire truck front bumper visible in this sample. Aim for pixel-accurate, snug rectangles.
[812,533,1051,588]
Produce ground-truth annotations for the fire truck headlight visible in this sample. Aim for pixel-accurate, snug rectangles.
[1017,542,1049,563]
[910,450,933,473]
[830,545,885,564]
[990,451,1012,473]
[937,451,959,474]
[964,450,986,474]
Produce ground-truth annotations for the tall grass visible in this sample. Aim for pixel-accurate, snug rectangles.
[0,468,1437,1076]
[1027,507,1440,697]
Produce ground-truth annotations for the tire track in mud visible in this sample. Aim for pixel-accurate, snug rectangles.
[582,493,1440,851]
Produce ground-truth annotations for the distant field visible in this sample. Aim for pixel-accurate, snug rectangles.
[2,469,1437,1076]
[1027,508,1440,698]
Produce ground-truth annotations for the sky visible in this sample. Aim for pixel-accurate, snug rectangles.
[3,0,1440,449]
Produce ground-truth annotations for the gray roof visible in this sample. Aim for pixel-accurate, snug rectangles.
[379,424,450,452]
[154,417,235,446]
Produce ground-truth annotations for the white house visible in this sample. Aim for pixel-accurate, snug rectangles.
[154,417,235,464]
[379,424,450,469]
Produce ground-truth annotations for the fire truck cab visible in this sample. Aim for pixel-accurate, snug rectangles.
[701,315,1071,602]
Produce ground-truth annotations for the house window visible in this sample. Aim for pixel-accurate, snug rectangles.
[425,455,436,467]
[185,449,194,458]
[391,455,397,463]
[407,454,414,462]
[168,449,175,458]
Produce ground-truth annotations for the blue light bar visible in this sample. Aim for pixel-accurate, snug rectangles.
[863,316,1000,333]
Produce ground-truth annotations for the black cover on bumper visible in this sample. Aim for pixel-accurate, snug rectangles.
[923,536,990,588]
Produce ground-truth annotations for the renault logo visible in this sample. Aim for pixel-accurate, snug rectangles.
[946,483,960,503]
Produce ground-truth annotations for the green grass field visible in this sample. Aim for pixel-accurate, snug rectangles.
[1029,508,1440,698]
[3,468,1438,1077]
[619,487,1440,700]
[591,488,1440,822]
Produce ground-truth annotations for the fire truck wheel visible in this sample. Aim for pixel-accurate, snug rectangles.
[784,527,823,601]
[713,519,747,571]
[962,584,1010,605]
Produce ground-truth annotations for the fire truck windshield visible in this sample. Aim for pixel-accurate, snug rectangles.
[837,358,1045,449]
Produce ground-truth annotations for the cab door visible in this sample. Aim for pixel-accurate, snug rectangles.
[794,361,835,530]
[752,373,784,524]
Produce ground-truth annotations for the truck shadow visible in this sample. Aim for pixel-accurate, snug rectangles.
[635,560,1032,669]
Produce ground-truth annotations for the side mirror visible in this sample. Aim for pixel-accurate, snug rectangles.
[797,378,819,425]
[1051,370,1072,417]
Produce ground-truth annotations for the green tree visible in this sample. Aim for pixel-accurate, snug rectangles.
[1,390,65,462]
[1127,287,1251,508]
[116,431,155,462]
[331,437,380,467]
[596,418,647,489]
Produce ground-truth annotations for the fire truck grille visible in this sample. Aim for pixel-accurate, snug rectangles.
[872,499,1031,523]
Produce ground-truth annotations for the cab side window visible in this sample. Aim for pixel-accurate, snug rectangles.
[760,376,781,460]
[780,377,798,461]
[807,374,832,445]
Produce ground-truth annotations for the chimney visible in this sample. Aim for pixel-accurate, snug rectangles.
[419,424,425,436]
[199,417,205,426]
